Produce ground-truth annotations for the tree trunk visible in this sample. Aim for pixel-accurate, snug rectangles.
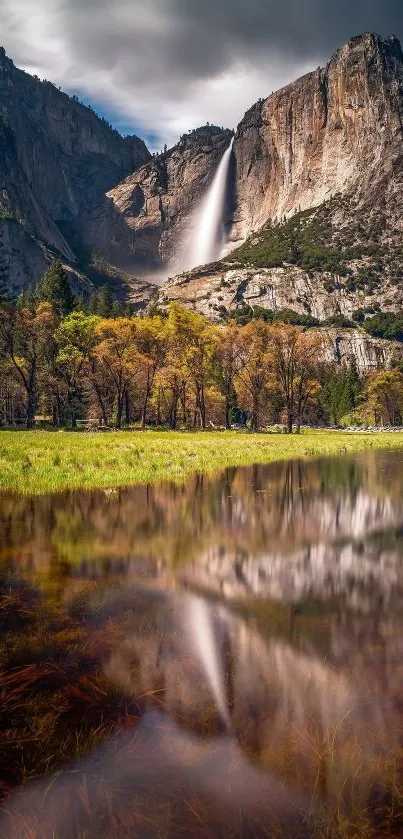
[141,370,152,429]
[181,393,187,427]
[169,395,178,430]
[26,376,35,429]
[156,388,162,427]
[225,396,231,430]
[93,385,108,426]
[251,394,259,432]
[198,382,206,430]
[116,392,124,429]
[125,389,131,426]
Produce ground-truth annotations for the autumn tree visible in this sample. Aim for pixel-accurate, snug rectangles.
[156,313,191,429]
[361,370,403,426]
[157,305,218,429]
[216,320,244,428]
[93,317,138,428]
[135,315,166,428]
[268,324,323,433]
[0,303,56,427]
[55,311,101,427]
[235,320,273,431]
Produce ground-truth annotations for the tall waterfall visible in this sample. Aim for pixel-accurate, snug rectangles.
[190,137,234,269]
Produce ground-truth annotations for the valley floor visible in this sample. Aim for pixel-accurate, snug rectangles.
[1,429,403,496]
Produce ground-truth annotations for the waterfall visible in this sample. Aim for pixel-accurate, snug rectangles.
[190,137,234,269]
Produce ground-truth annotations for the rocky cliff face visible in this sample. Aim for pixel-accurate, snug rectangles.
[230,33,403,245]
[94,33,403,275]
[0,47,150,292]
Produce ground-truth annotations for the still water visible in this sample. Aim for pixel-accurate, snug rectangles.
[1,450,403,837]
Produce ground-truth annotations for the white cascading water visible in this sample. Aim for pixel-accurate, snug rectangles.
[190,137,234,269]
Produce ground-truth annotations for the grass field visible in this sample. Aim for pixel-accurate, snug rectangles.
[1,429,403,496]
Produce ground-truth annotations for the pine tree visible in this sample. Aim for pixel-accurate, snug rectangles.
[346,357,362,409]
[112,299,123,317]
[37,260,74,316]
[75,294,86,312]
[88,289,99,314]
[18,283,36,311]
[97,285,113,318]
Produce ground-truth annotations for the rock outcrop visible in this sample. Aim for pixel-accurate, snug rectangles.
[156,261,403,322]
[152,261,402,373]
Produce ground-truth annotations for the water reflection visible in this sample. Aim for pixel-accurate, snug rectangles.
[1,450,403,836]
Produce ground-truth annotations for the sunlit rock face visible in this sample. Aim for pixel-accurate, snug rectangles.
[104,34,403,278]
[230,34,403,243]
[156,261,403,336]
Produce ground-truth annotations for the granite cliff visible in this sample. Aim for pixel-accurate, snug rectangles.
[230,32,403,244]
[100,33,403,278]
[145,33,403,368]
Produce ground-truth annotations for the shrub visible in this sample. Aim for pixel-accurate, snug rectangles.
[364,313,403,342]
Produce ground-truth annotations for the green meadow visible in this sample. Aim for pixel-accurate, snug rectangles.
[1,428,403,495]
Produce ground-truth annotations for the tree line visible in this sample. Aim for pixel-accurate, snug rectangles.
[0,259,402,431]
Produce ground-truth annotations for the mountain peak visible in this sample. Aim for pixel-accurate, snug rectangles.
[334,31,403,59]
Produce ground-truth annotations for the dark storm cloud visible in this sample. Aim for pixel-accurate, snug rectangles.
[1,0,402,147]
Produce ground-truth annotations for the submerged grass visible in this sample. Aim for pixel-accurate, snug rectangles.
[1,429,403,496]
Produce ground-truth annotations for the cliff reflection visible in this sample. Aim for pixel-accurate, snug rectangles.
[2,451,403,579]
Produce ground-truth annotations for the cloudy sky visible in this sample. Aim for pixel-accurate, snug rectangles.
[1,0,402,150]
